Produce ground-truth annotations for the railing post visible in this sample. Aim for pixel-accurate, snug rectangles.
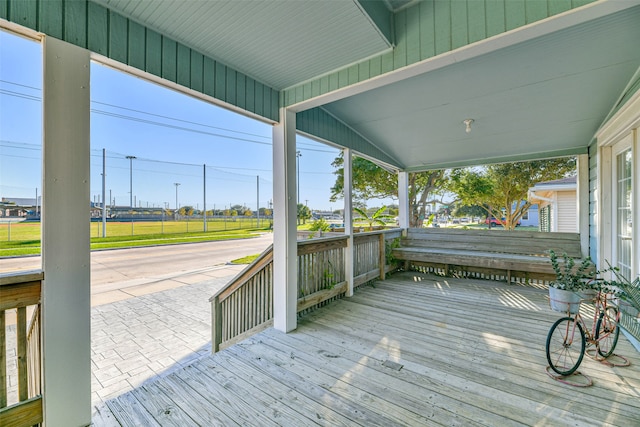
[211,296,222,353]
[379,232,386,281]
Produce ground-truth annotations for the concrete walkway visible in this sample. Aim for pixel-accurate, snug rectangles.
[88,264,244,420]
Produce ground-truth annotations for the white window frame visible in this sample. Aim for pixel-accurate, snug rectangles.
[596,89,640,278]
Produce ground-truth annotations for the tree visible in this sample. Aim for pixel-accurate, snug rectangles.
[297,203,311,225]
[448,158,576,230]
[330,153,447,227]
[179,206,194,216]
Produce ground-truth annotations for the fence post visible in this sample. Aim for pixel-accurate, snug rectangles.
[379,233,386,280]
[211,296,222,353]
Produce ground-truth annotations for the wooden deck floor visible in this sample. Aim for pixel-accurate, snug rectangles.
[95,272,640,426]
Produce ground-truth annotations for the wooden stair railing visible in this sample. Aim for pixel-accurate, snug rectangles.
[0,270,44,427]
[210,229,402,353]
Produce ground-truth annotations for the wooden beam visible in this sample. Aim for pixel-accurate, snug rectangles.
[0,396,43,427]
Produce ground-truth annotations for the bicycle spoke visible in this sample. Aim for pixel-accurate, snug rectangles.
[546,317,585,376]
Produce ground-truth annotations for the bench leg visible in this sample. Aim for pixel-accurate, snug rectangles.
[507,270,512,284]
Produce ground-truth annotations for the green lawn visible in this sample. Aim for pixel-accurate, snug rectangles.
[0,218,271,257]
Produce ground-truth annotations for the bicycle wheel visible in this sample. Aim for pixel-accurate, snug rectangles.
[596,306,620,358]
[546,317,585,376]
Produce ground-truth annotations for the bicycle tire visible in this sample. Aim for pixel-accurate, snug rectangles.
[546,316,585,376]
[596,306,620,358]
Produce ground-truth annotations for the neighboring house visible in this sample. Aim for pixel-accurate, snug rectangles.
[528,177,577,232]
[519,204,539,228]
[0,197,39,218]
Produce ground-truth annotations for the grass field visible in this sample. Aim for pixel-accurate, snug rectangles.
[0,218,270,257]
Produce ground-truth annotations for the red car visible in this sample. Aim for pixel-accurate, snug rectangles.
[485,217,520,226]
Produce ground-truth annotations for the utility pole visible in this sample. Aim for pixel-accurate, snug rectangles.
[203,164,207,232]
[296,150,301,207]
[174,182,181,212]
[256,175,260,228]
[102,148,107,237]
[125,155,136,208]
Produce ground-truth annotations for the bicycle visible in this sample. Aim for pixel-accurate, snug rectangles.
[545,290,620,376]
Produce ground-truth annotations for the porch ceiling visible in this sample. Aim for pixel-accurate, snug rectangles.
[87,2,640,171]
[92,0,392,90]
[322,6,640,170]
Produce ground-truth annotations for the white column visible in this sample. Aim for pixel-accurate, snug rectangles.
[576,154,589,256]
[398,171,410,229]
[343,149,354,297]
[272,108,297,332]
[42,37,91,426]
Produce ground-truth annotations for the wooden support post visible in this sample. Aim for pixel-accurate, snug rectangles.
[379,233,386,280]
[211,297,222,353]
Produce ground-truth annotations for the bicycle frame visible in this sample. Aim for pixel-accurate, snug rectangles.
[568,291,613,343]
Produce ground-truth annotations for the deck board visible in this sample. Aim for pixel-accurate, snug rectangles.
[95,272,640,426]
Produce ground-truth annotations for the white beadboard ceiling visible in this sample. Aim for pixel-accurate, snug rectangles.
[94,0,392,90]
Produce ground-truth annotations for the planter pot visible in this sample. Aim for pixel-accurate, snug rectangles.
[577,289,598,301]
[549,287,581,314]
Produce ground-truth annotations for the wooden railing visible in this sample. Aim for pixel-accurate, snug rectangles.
[0,270,43,427]
[210,229,402,352]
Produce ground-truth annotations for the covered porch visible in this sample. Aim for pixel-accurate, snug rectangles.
[95,271,640,426]
[1,1,640,425]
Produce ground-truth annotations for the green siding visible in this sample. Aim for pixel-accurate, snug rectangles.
[356,0,393,45]
[109,12,128,64]
[65,0,87,47]
[176,43,191,88]
[296,108,400,168]
[9,0,37,30]
[284,0,596,107]
[161,38,177,83]
[145,29,162,77]
[39,0,63,39]
[87,2,108,56]
[128,20,146,71]
[203,57,216,98]
[190,51,204,93]
[2,0,279,122]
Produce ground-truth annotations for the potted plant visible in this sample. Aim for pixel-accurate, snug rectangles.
[548,250,595,313]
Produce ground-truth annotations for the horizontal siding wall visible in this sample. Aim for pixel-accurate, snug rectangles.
[557,191,577,232]
[283,0,595,106]
[0,0,280,122]
[296,107,400,168]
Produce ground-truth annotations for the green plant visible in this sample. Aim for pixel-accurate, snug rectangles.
[354,206,391,231]
[601,262,639,306]
[385,237,400,265]
[548,250,594,291]
[309,218,330,234]
[322,260,337,289]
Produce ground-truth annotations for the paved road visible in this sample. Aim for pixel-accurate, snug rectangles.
[0,233,273,293]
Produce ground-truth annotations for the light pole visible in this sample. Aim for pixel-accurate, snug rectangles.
[296,150,301,206]
[125,155,136,208]
[174,182,181,212]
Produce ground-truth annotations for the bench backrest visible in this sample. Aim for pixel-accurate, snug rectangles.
[403,228,583,258]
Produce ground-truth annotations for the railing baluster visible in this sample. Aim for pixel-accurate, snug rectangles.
[0,310,6,408]
[210,230,401,352]
[17,306,28,402]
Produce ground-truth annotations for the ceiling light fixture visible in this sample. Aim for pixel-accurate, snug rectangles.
[463,119,474,134]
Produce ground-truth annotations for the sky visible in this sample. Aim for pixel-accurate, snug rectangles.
[0,29,370,213]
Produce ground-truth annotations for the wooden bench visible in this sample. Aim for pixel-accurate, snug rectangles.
[391,228,583,283]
